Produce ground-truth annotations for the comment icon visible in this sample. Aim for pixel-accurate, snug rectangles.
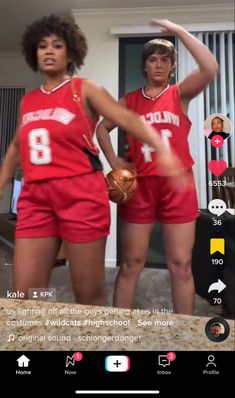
[158,355,170,367]
[208,199,226,216]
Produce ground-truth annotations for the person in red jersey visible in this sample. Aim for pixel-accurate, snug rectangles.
[96,19,218,313]
[0,15,182,306]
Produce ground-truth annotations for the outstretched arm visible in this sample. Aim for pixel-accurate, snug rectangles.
[150,19,218,102]
[85,80,184,177]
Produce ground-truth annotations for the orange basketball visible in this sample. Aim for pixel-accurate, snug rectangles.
[106,169,137,204]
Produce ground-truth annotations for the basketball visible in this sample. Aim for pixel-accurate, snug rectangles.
[106,168,137,204]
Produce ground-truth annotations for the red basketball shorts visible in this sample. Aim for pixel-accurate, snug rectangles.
[16,171,110,243]
[119,169,199,224]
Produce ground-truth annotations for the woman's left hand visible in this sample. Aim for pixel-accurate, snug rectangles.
[150,19,181,34]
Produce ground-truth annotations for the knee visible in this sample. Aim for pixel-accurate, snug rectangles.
[74,283,105,305]
[168,257,192,280]
[120,255,146,278]
[76,290,105,306]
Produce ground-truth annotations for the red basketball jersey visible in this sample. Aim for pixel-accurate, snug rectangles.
[19,78,100,182]
[124,84,194,176]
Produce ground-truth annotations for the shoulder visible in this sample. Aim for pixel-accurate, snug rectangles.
[208,131,214,139]
[20,88,40,105]
[71,76,87,87]
[80,78,104,95]
[71,76,87,93]
[24,87,40,98]
[124,88,141,99]
[169,83,181,98]
[70,78,104,104]
[124,88,142,108]
[72,76,105,93]
[221,131,230,139]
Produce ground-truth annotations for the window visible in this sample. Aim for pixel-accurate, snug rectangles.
[178,31,235,205]
[0,87,25,163]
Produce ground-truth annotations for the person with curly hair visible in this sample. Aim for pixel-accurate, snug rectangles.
[0,15,182,305]
[96,19,218,313]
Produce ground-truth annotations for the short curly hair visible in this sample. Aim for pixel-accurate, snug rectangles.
[21,14,88,75]
[141,38,176,80]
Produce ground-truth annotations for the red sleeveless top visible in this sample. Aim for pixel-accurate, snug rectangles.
[19,78,100,182]
[124,84,194,176]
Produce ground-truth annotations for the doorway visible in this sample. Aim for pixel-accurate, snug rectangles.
[117,36,175,268]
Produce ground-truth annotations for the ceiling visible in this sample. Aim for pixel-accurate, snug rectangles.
[0,0,232,52]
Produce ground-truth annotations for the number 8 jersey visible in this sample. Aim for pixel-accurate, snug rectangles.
[124,84,194,176]
[19,78,100,183]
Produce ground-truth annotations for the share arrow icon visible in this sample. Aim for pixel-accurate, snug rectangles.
[208,279,226,293]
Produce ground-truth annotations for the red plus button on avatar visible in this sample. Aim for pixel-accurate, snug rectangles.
[211,135,224,148]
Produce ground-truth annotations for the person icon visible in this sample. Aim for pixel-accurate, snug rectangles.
[32,291,38,299]
[206,355,216,367]
[204,113,232,141]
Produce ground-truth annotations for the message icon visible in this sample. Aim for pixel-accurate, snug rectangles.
[208,199,226,216]
[158,355,170,367]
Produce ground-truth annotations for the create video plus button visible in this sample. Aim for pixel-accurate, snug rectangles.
[105,355,130,372]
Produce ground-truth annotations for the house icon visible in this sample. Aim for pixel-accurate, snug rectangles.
[17,355,30,367]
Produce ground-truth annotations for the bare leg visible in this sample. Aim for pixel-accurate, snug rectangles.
[13,237,61,298]
[65,237,107,306]
[162,222,196,315]
[114,221,154,308]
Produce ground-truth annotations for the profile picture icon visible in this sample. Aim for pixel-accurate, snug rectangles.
[204,113,232,141]
[210,323,223,338]
[205,317,230,342]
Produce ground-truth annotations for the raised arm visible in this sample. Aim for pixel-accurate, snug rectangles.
[84,80,183,176]
[151,19,218,102]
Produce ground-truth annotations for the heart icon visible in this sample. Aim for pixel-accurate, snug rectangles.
[208,160,227,176]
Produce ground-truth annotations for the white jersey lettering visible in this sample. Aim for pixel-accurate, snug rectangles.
[29,128,52,165]
[141,129,172,162]
[141,144,155,162]
[145,111,179,127]
[22,107,75,127]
